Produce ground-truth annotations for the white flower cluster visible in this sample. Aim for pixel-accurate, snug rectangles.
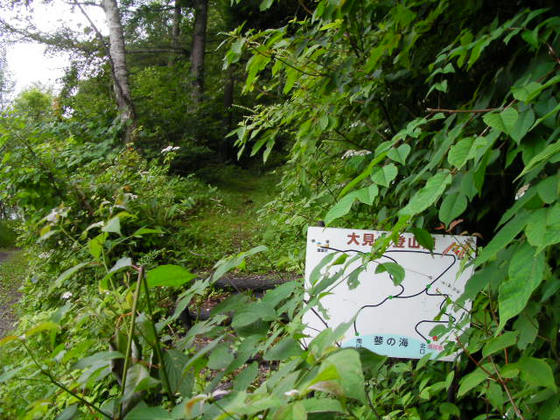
[45,206,68,223]
[61,291,73,300]
[341,149,372,159]
[161,145,181,154]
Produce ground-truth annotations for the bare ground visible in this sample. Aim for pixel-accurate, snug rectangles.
[0,251,21,339]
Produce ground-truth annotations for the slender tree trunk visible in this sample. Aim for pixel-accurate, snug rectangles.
[102,0,136,141]
[168,0,182,66]
[190,0,207,103]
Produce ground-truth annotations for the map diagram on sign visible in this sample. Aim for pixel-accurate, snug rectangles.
[303,227,476,361]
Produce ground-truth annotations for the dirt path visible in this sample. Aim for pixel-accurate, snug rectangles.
[0,251,21,339]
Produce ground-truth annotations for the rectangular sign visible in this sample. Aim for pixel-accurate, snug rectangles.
[304,227,476,361]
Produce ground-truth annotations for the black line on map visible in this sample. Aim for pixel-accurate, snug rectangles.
[316,246,458,342]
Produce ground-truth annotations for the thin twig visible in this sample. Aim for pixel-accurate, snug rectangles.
[426,107,503,114]
[489,357,525,420]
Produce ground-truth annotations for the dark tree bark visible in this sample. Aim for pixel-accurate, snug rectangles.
[102,0,136,141]
[190,0,208,102]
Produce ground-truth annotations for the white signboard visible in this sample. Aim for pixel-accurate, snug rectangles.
[304,227,476,361]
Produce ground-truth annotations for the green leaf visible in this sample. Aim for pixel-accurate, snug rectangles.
[498,243,544,331]
[146,265,196,288]
[53,262,89,290]
[387,144,411,165]
[132,227,163,237]
[207,343,234,370]
[123,364,159,402]
[410,227,434,251]
[483,108,518,136]
[354,184,379,206]
[259,0,273,11]
[458,366,491,397]
[55,405,78,420]
[482,332,518,358]
[400,171,452,216]
[233,362,258,391]
[125,403,172,420]
[102,216,121,235]
[510,107,535,143]
[511,81,542,102]
[474,211,529,268]
[516,140,560,180]
[514,357,556,391]
[525,207,560,251]
[73,351,124,370]
[263,337,303,361]
[375,262,405,286]
[324,194,355,226]
[301,398,344,414]
[536,175,558,204]
[88,233,106,260]
[448,138,473,169]
[371,163,398,188]
[232,302,276,328]
[439,192,467,226]
[338,149,390,199]
[312,349,366,403]
[22,321,60,339]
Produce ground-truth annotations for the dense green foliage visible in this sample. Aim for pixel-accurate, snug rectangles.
[0,0,559,419]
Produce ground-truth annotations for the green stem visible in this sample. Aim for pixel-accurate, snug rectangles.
[140,268,174,403]
[21,341,111,419]
[118,266,143,419]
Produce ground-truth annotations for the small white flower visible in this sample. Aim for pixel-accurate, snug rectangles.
[284,389,299,397]
[515,184,530,200]
[161,145,181,153]
[342,149,372,159]
[61,292,73,300]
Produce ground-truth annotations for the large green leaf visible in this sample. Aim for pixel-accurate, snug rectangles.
[53,262,90,290]
[371,163,398,187]
[498,243,544,331]
[447,138,473,169]
[146,265,196,288]
[510,107,535,143]
[483,107,518,136]
[458,366,491,397]
[231,301,276,328]
[263,337,304,361]
[517,140,560,179]
[125,403,172,420]
[73,351,123,370]
[482,332,518,358]
[513,357,557,391]
[387,144,411,165]
[439,192,467,226]
[474,211,529,268]
[123,364,160,402]
[400,171,452,216]
[311,349,366,403]
[208,343,234,370]
[375,262,405,286]
[102,216,121,235]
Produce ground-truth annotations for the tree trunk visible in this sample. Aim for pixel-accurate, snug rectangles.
[102,0,136,141]
[190,0,208,103]
[168,0,182,66]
